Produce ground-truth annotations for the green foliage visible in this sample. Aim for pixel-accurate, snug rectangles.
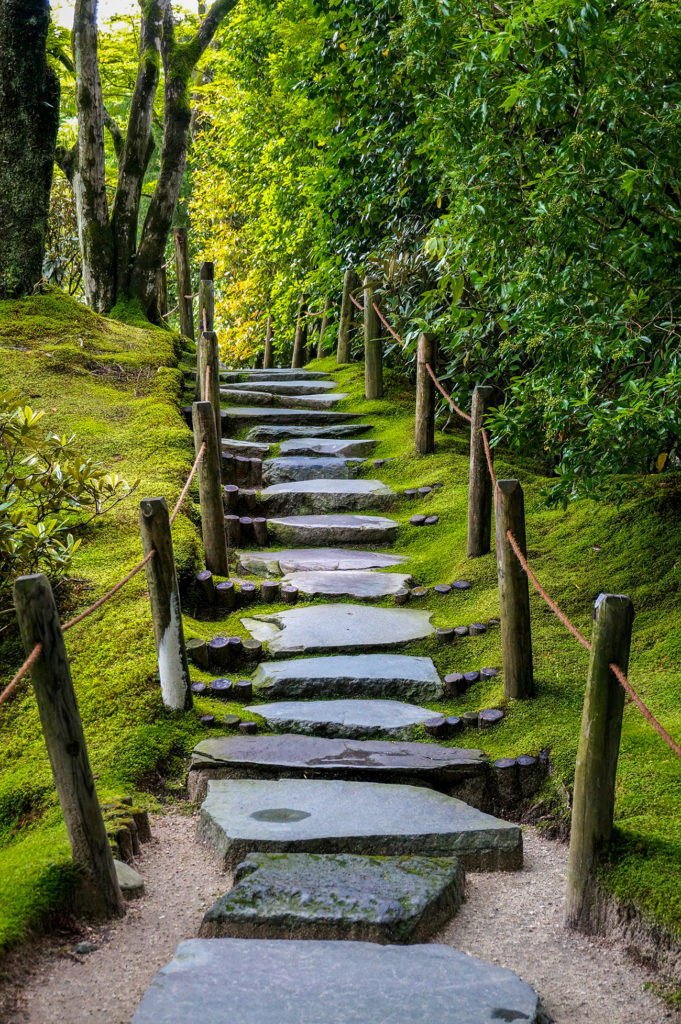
[190,0,681,502]
[0,390,135,602]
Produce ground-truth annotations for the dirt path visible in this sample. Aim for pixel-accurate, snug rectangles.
[438,828,678,1024]
[3,815,678,1024]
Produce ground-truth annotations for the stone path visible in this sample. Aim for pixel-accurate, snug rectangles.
[131,364,553,1017]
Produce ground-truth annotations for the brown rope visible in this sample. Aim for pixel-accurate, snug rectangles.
[506,528,681,760]
[481,427,497,488]
[424,363,472,423]
[372,301,403,345]
[169,441,205,525]
[0,642,43,707]
[349,293,363,311]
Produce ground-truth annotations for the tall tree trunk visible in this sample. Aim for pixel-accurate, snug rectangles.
[0,0,59,299]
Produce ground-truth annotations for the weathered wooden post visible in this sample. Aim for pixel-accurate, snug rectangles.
[415,333,436,454]
[198,261,214,333]
[337,269,358,364]
[565,593,634,932]
[467,385,495,558]
[363,277,383,399]
[291,297,307,369]
[198,330,221,437]
[316,296,331,358]
[263,314,273,369]
[12,574,125,919]
[139,498,193,712]
[494,479,534,698]
[192,400,229,576]
[173,227,194,340]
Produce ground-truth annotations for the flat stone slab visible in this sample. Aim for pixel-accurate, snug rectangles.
[242,603,433,654]
[220,369,331,381]
[222,380,338,394]
[132,939,550,1024]
[198,778,523,870]
[280,569,412,599]
[246,699,437,739]
[266,514,399,546]
[221,407,362,428]
[262,456,363,485]
[188,733,489,805]
[280,437,377,458]
[246,423,374,442]
[259,479,394,515]
[221,437,271,459]
[199,852,464,942]
[220,390,349,410]
[252,653,441,700]
[237,547,408,577]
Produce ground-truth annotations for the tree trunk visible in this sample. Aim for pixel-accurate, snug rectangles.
[0,0,60,299]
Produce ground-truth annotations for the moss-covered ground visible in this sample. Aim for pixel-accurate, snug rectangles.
[1,311,680,963]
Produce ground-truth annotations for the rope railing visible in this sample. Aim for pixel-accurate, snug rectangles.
[421,361,681,761]
[349,293,363,311]
[0,438,207,707]
[372,301,403,346]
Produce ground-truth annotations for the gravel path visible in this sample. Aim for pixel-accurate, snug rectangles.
[3,816,678,1023]
[438,828,679,1024]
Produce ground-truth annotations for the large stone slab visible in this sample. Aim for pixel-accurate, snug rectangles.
[280,437,377,458]
[262,456,363,485]
[223,380,338,394]
[259,479,394,515]
[199,852,464,942]
[198,778,523,870]
[280,570,412,599]
[221,437,271,459]
[132,939,551,1024]
[220,369,330,381]
[188,733,490,806]
[246,699,437,739]
[246,423,374,442]
[237,547,408,577]
[220,390,349,410]
[242,603,433,654]
[266,513,398,546]
[221,407,362,428]
[252,653,440,700]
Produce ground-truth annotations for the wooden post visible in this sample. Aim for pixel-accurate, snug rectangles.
[316,296,331,358]
[198,330,221,437]
[494,479,534,699]
[173,227,194,340]
[467,385,495,558]
[337,268,358,364]
[291,296,307,369]
[198,261,214,333]
[139,498,192,712]
[192,400,229,576]
[363,277,383,399]
[263,314,273,369]
[12,574,125,919]
[566,593,634,932]
[415,333,436,454]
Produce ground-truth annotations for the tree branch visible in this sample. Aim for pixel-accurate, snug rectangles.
[103,109,124,160]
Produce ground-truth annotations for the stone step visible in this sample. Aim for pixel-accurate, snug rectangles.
[259,479,394,516]
[279,569,413,599]
[246,698,437,740]
[198,777,523,870]
[220,389,349,410]
[266,513,398,546]
[246,423,374,442]
[199,852,465,943]
[220,369,331,381]
[242,603,433,655]
[222,380,339,395]
[221,407,362,429]
[237,547,408,577]
[132,939,549,1024]
[279,437,377,458]
[188,733,489,804]
[221,437,271,459]
[262,456,363,485]
[252,653,440,701]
